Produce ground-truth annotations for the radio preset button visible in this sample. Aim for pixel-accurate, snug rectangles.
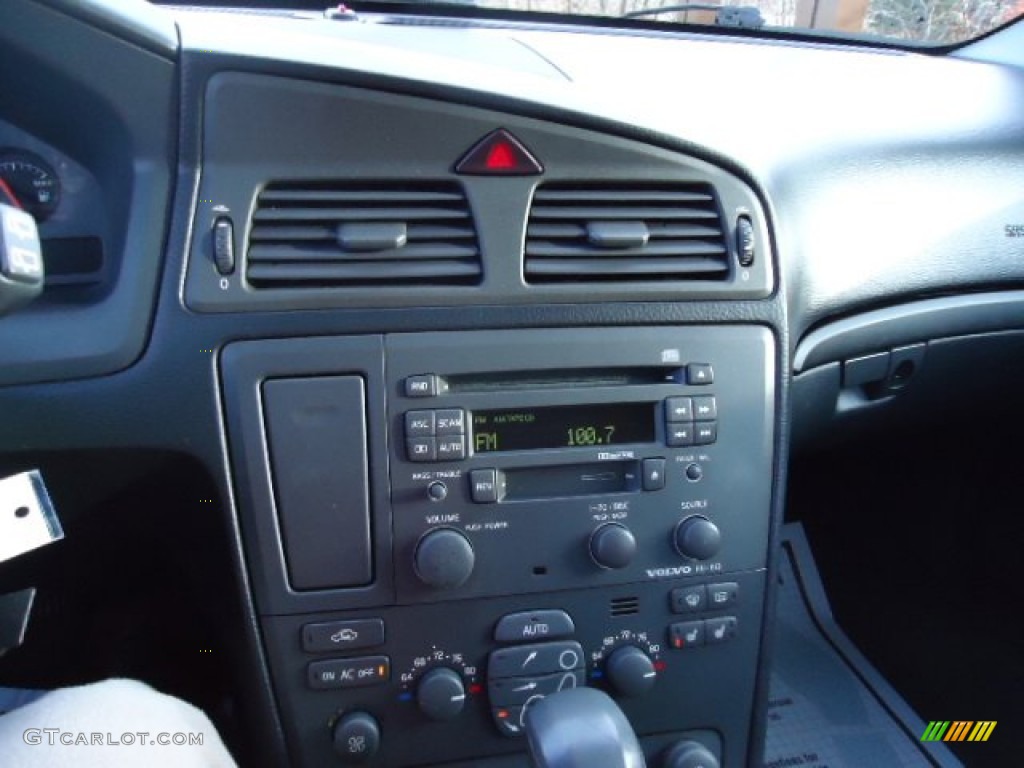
[405,374,438,398]
[642,458,667,491]
[435,409,466,435]
[686,363,714,385]
[665,397,693,422]
[694,422,718,445]
[692,396,717,421]
[405,410,436,437]
[470,469,499,503]
[494,610,575,643]
[407,437,437,462]
[667,424,695,447]
[436,436,466,461]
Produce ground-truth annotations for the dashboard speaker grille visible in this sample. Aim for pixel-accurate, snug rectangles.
[525,183,729,283]
[246,182,482,287]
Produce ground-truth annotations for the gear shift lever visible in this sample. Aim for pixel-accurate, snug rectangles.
[525,687,646,768]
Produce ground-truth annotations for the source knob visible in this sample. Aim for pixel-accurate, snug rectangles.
[605,645,657,698]
[673,516,721,561]
[417,667,467,721]
[414,528,475,589]
[332,711,380,764]
[662,740,720,768]
[589,523,636,569]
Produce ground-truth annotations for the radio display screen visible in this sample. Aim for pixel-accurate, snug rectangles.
[471,403,655,454]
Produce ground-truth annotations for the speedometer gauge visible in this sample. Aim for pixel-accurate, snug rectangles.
[0,149,61,221]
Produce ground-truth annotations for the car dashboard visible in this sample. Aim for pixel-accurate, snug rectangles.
[1,1,1022,767]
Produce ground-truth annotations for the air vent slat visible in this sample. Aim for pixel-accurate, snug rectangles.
[246,182,481,289]
[252,207,470,223]
[528,223,721,239]
[525,183,731,284]
[530,206,718,221]
[527,258,729,278]
[248,261,481,284]
[527,241,727,258]
[258,189,464,204]
[534,189,713,203]
[249,243,480,263]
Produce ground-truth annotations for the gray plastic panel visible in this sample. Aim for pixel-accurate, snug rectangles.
[263,376,372,591]
[185,73,773,312]
[220,336,396,614]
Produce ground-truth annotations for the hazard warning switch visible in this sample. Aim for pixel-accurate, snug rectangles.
[455,129,543,176]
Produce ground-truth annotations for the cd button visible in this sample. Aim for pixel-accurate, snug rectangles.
[405,410,436,437]
[407,437,437,462]
[665,397,693,422]
[436,436,466,461]
[667,424,695,447]
[692,396,717,421]
[470,469,499,503]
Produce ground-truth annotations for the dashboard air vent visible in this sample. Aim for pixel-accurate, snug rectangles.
[525,183,729,283]
[246,182,481,287]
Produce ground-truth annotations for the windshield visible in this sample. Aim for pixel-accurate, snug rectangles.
[156,0,1023,46]
[471,0,1023,45]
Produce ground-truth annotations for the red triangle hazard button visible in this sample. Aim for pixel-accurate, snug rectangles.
[455,129,543,176]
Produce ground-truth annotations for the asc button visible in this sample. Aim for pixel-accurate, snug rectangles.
[308,656,390,690]
[302,619,385,653]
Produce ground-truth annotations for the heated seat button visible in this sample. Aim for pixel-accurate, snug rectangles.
[705,617,737,645]
[707,582,738,610]
[302,619,385,653]
[668,621,705,650]
[670,585,707,614]
[308,656,390,690]
[488,641,585,679]
[494,610,575,644]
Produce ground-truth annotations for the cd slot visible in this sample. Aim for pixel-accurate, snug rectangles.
[444,367,681,393]
[503,461,640,501]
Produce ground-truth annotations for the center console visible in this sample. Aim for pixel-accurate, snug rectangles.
[221,326,775,767]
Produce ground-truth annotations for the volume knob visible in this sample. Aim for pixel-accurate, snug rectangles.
[414,528,475,589]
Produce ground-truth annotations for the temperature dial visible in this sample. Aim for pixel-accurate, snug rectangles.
[417,667,466,721]
[606,646,657,698]
[590,629,663,699]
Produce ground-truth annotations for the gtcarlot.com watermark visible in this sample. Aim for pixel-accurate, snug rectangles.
[23,729,204,747]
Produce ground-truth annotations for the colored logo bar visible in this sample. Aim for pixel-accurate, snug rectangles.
[921,721,997,742]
